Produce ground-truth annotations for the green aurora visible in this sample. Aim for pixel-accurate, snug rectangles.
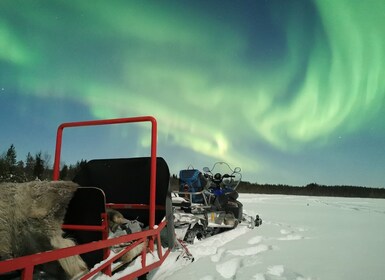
[0,0,384,186]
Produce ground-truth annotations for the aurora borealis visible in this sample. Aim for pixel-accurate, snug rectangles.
[0,0,384,187]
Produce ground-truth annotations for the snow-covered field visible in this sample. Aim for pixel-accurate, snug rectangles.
[147,194,385,280]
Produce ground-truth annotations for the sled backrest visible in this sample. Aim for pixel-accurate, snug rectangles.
[73,157,170,226]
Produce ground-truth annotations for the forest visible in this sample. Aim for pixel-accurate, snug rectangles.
[168,177,385,199]
[0,144,86,182]
[1,144,384,198]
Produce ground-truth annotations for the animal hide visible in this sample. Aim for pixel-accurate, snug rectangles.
[0,180,88,279]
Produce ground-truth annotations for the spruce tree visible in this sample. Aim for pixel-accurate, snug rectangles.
[25,152,35,180]
[33,152,45,180]
[0,144,17,181]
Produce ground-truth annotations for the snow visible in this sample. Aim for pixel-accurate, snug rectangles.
[96,194,385,279]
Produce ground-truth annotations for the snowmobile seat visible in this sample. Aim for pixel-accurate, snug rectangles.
[63,187,107,269]
[72,157,171,228]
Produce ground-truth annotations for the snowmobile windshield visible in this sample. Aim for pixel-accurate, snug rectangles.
[205,162,242,191]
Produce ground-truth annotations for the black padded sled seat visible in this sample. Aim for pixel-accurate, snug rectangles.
[72,157,170,226]
[63,187,106,269]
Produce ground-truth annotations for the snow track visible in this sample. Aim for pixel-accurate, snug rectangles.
[147,194,385,280]
[91,194,385,279]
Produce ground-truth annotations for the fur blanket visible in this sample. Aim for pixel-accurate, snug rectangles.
[0,181,87,279]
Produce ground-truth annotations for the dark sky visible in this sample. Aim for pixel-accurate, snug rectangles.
[0,0,384,187]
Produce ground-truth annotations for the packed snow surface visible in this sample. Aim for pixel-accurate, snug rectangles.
[97,194,385,279]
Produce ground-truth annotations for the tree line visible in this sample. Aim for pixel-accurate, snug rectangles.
[236,181,385,199]
[169,175,385,199]
[0,144,86,183]
[2,144,385,198]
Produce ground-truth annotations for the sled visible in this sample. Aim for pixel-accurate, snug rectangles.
[0,116,176,280]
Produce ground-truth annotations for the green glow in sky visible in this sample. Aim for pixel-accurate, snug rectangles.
[1,0,384,185]
[247,0,385,150]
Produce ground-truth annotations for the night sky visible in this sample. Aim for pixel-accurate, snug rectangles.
[1,0,384,187]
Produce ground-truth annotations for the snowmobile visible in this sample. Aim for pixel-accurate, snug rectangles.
[172,162,262,244]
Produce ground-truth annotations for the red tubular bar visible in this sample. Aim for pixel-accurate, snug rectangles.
[0,224,167,276]
[52,116,158,232]
[106,203,165,210]
[61,224,106,231]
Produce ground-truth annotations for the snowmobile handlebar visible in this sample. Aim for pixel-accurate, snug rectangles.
[202,162,242,190]
[203,173,234,180]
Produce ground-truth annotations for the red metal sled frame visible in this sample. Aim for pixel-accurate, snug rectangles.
[53,116,158,230]
[0,116,172,279]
